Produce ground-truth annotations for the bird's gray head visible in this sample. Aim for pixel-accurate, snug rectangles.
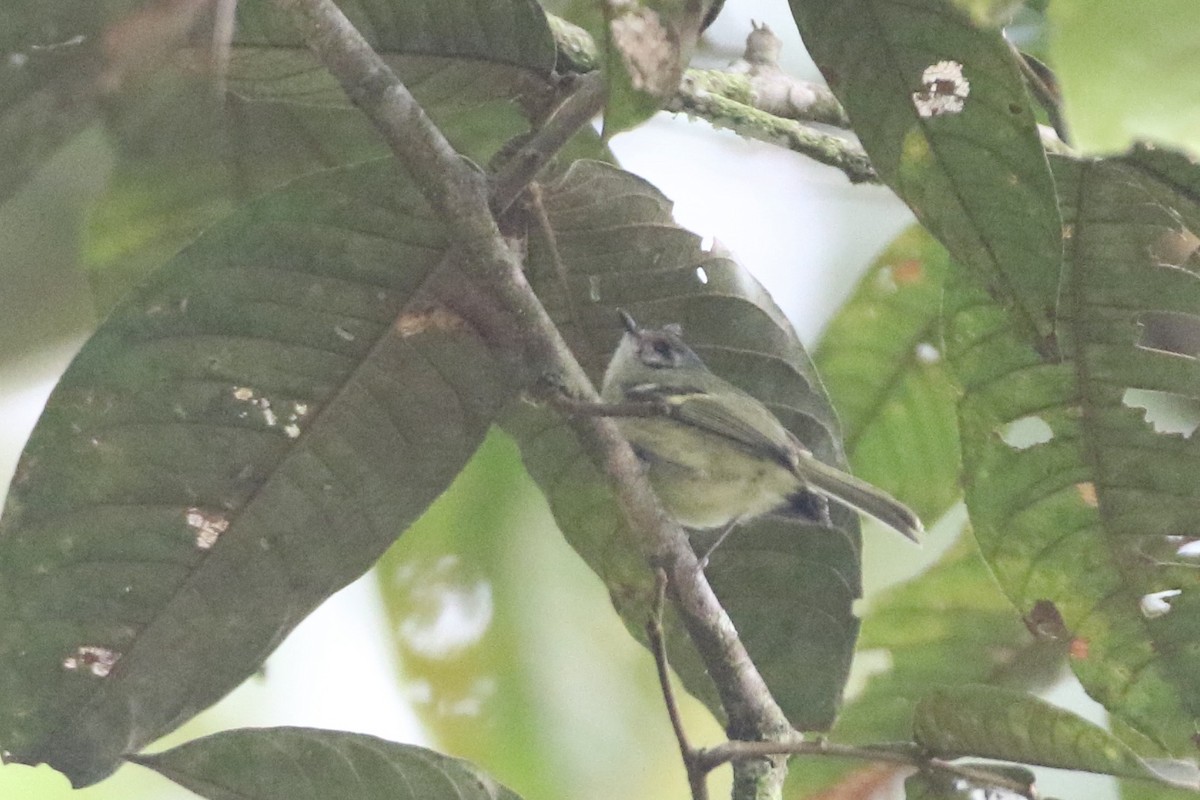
[617,310,708,371]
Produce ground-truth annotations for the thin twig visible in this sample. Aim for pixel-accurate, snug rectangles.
[541,391,670,419]
[490,71,607,216]
[647,569,708,800]
[526,182,579,328]
[697,740,1033,796]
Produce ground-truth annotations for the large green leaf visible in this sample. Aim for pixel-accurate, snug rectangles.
[85,0,560,313]
[130,727,524,800]
[815,226,961,523]
[786,535,1064,796]
[946,146,1200,754]
[913,685,1200,789]
[789,0,1062,347]
[503,160,863,730]
[0,158,518,786]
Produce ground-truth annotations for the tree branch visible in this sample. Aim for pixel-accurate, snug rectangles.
[697,740,1034,796]
[271,2,794,797]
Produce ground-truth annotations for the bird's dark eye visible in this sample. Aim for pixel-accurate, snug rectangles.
[653,341,673,360]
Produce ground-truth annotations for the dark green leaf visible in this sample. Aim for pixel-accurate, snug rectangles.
[789,0,1062,346]
[130,727,523,800]
[503,160,862,730]
[786,536,1064,796]
[0,158,518,786]
[815,225,961,523]
[946,146,1200,755]
[913,686,1200,789]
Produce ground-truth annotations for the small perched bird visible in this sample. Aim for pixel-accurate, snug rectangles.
[600,310,922,543]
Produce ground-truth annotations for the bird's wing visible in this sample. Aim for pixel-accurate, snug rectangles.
[625,382,797,470]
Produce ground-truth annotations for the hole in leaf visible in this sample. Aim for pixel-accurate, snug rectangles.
[1150,226,1200,269]
[1136,310,1200,359]
[1122,388,1200,438]
[914,342,940,364]
[1132,535,1200,567]
[695,266,709,285]
[998,415,1054,449]
[1140,589,1182,619]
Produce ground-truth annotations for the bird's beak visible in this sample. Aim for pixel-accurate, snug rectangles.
[618,309,639,334]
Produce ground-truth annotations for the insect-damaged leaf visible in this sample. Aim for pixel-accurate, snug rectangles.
[503,161,862,729]
[0,158,517,785]
[947,146,1200,756]
[913,686,1200,789]
[130,727,525,800]
[789,0,1062,348]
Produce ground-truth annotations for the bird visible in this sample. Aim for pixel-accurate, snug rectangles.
[599,310,922,547]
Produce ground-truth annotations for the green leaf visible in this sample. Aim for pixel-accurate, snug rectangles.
[946,146,1200,754]
[503,160,863,730]
[786,535,1064,796]
[788,0,1062,346]
[815,225,961,523]
[129,727,524,800]
[913,685,1200,789]
[1048,1,1200,153]
[0,158,518,786]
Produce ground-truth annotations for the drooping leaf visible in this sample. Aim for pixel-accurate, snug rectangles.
[129,727,524,800]
[503,160,863,730]
[785,535,1065,796]
[913,686,1200,789]
[946,146,1200,755]
[85,0,561,313]
[0,158,518,786]
[789,0,1062,347]
[815,225,961,523]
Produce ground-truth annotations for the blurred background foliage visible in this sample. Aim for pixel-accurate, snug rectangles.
[0,0,1197,798]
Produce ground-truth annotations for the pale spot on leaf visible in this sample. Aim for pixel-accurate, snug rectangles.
[395,307,467,338]
[1076,482,1098,507]
[186,507,229,550]
[912,60,969,118]
[63,645,120,677]
[998,415,1053,449]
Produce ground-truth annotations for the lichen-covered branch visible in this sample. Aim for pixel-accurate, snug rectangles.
[666,75,877,183]
[549,15,876,183]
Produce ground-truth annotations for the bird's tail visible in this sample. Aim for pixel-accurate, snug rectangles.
[795,455,923,541]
